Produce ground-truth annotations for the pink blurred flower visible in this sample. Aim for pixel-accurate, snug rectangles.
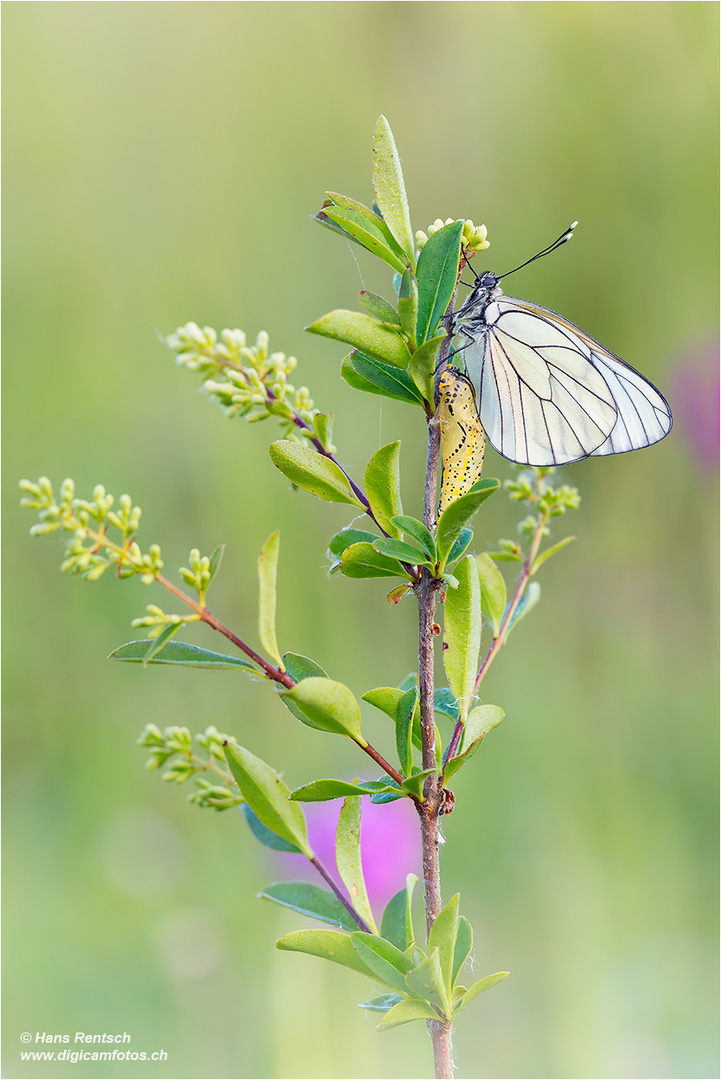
[669,340,719,471]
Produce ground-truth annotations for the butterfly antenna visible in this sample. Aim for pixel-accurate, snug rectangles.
[497,221,578,281]
[461,244,481,282]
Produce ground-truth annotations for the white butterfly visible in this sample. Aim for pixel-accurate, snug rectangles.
[449,224,673,467]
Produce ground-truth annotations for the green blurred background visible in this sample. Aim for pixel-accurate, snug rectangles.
[3,3,718,1078]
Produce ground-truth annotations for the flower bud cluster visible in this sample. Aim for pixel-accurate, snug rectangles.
[131,604,195,638]
[137,723,243,811]
[415,218,489,253]
[167,323,320,443]
[505,468,581,517]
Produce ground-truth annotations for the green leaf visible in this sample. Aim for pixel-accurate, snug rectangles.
[269,441,365,508]
[443,556,482,715]
[390,515,437,561]
[328,528,379,558]
[224,743,312,857]
[350,933,415,993]
[373,538,426,566]
[340,542,410,580]
[433,688,460,722]
[436,478,501,566]
[141,621,182,667]
[307,309,412,369]
[282,652,328,682]
[443,704,504,781]
[405,947,451,1017]
[283,677,366,745]
[207,544,225,588]
[476,553,507,637]
[400,767,436,800]
[380,874,417,952]
[395,687,417,776]
[456,971,510,1012]
[312,411,334,453]
[276,929,378,979]
[397,270,419,350]
[446,528,474,566]
[371,116,414,261]
[365,442,403,538]
[429,894,460,992]
[108,640,258,672]
[319,208,407,274]
[507,581,541,636]
[325,191,405,254]
[452,916,473,986]
[357,993,404,1013]
[259,881,359,932]
[258,531,283,669]
[415,220,464,344]
[337,797,377,932]
[341,351,424,406]
[241,804,303,854]
[362,686,404,720]
[378,997,439,1030]
[531,535,576,574]
[359,290,401,325]
[409,333,446,404]
[290,779,395,802]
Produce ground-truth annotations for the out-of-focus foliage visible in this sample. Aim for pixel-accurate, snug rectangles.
[4,4,717,1079]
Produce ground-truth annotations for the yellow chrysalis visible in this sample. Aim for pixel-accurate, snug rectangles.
[438,366,486,517]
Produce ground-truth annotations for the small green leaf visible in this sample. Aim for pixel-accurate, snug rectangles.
[207,544,225,587]
[258,531,283,669]
[282,652,328,682]
[409,333,446,404]
[456,971,510,1012]
[324,191,405,254]
[141,621,182,667]
[290,779,395,802]
[405,947,451,1017]
[378,997,439,1030]
[269,441,365,508]
[340,351,424,406]
[358,993,404,1013]
[328,528,379,558]
[476,552,507,637]
[389,515,437,561]
[224,743,312,857]
[395,686,417,776]
[372,116,414,262]
[362,686,404,719]
[507,581,541,636]
[312,412,334,453]
[373,538,427,566]
[400,768,436,800]
[398,270,419,350]
[415,221,464,344]
[351,932,415,993]
[276,929,377,979]
[259,881,359,932]
[433,688,459,722]
[452,916,473,986]
[443,556,482,715]
[531,535,576,574]
[429,894,460,992]
[283,677,366,745]
[443,704,504,781]
[319,208,407,274]
[109,640,258,672]
[307,309,412,369]
[437,478,501,566]
[365,442,403,538]
[337,797,377,932]
[340,542,410,580]
[380,874,417,952]
[446,528,474,566]
[359,290,401,325]
[241,804,303,854]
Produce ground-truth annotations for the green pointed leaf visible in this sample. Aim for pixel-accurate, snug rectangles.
[437,478,501,566]
[276,929,377,979]
[476,553,507,637]
[307,310,411,369]
[282,652,328,682]
[433,688,459,722]
[395,687,417,776]
[372,116,414,261]
[290,779,396,802]
[359,290,401,325]
[429,894,460,992]
[415,221,464,344]
[283,677,366,745]
[358,993,404,1013]
[443,704,504,780]
[259,881,359,932]
[325,191,405,254]
[351,932,415,993]
[340,351,424,406]
[380,875,417,952]
[224,743,312,857]
[312,411,334,453]
[373,538,427,566]
[365,442,403,538]
[389,515,437,561]
[337,797,377,932]
[531,535,576,574]
[405,947,451,1017]
[241,804,303,854]
[452,916,473,986]
[269,441,365,507]
[456,971,510,1012]
[507,582,541,636]
[319,209,407,274]
[443,556,482,715]
[328,528,379,558]
[141,621,182,667]
[258,531,283,669]
[446,528,474,566]
[400,767,436,800]
[340,542,410,580]
[378,997,439,1030]
[398,269,419,350]
[362,686,405,719]
[207,544,225,587]
[409,333,446,403]
[108,640,258,672]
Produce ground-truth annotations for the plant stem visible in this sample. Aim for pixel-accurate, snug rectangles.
[310,856,373,933]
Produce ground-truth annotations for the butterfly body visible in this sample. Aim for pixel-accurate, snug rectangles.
[449,268,673,467]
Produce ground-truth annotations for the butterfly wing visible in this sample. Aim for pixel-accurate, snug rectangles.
[458,297,672,466]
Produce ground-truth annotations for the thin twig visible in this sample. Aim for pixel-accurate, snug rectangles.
[310,856,373,934]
